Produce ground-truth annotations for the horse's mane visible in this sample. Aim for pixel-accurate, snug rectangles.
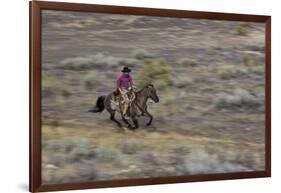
[137,84,154,93]
[146,84,154,88]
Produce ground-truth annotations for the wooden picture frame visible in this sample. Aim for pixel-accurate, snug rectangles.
[30,1,271,192]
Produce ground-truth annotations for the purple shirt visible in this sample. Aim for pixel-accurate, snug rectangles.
[117,74,133,89]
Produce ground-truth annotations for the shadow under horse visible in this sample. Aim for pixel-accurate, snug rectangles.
[89,84,159,129]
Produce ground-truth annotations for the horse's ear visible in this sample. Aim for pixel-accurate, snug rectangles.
[146,84,154,88]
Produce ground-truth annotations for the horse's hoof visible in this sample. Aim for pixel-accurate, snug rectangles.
[122,127,128,131]
[128,126,137,130]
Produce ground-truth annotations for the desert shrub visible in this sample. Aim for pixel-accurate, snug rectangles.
[132,49,154,60]
[178,150,249,175]
[94,147,120,162]
[218,56,262,80]
[250,66,264,76]
[44,160,98,184]
[162,95,182,105]
[48,120,61,127]
[42,75,71,98]
[245,45,264,52]
[42,76,58,97]
[173,76,193,88]
[173,145,192,155]
[75,18,96,27]
[139,152,159,165]
[60,57,94,70]
[82,70,98,90]
[69,143,96,162]
[240,22,252,28]
[43,139,74,154]
[235,26,248,36]
[119,141,141,155]
[242,54,260,67]
[193,76,208,83]
[42,138,100,184]
[218,66,237,79]
[217,65,247,80]
[50,18,96,29]
[60,53,141,71]
[90,53,118,69]
[153,79,168,90]
[43,139,135,184]
[118,58,140,67]
[136,58,173,88]
[43,138,96,165]
[176,57,198,67]
[215,88,264,109]
[73,160,98,181]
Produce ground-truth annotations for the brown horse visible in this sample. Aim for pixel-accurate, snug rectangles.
[89,84,159,129]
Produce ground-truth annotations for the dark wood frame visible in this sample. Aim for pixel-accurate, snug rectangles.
[30,1,271,192]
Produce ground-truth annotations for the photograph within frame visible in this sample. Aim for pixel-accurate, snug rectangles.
[30,1,271,192]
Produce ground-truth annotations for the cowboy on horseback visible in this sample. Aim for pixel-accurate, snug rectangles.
[116,67,136,117]
[89,66,159,129]
[89,81,159,129]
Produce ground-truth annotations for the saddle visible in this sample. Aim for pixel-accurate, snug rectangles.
[113,88,136,117]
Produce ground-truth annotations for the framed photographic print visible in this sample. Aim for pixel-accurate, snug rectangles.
[30,1,271,192]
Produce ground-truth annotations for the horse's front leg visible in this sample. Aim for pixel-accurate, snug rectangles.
[145,110,153,126]
[137,105,153,126]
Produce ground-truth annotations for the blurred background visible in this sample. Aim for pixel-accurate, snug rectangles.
[41,10,265,184]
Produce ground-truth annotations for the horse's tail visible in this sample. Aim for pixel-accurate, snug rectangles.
[88,96,105,113]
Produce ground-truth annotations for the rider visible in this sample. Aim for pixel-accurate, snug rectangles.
[116,67,135,117]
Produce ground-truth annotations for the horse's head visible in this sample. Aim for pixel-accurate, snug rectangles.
[145,84,159,103]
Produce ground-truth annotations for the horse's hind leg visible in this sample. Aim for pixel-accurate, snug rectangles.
[110,112,122,128]
[121,116,134,130]
[120,111,134,129]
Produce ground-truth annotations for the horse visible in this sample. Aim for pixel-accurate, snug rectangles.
[88,84,159,129]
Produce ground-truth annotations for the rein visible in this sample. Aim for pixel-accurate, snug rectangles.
[134,88,148,113]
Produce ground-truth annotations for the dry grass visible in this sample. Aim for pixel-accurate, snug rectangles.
[42,123,264,183]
